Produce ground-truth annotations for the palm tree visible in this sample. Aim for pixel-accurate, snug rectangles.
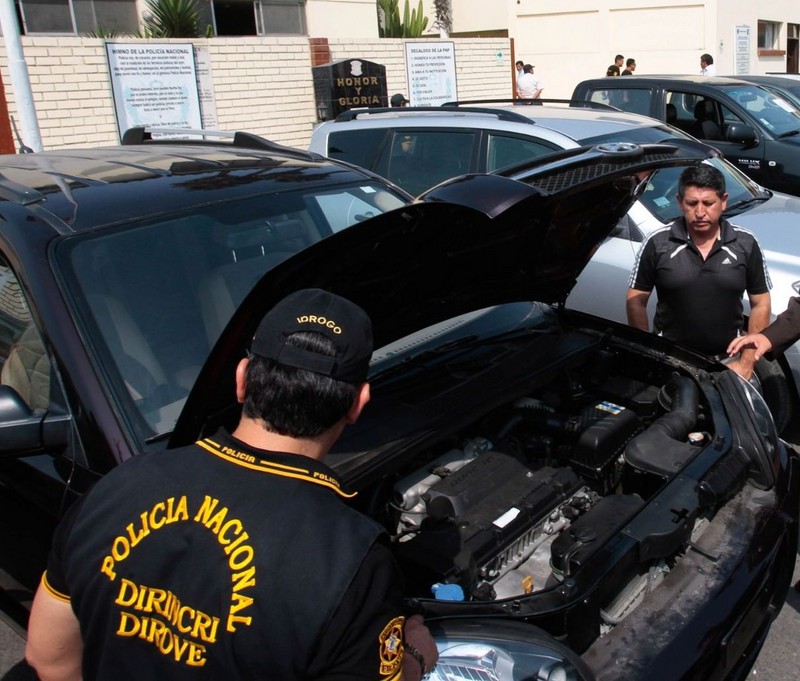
[141,0,203,38]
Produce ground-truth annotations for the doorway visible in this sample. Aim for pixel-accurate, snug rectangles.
[213,0,257,36]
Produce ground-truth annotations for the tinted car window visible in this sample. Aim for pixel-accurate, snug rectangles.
[0,259,50,411]
[378,131,476,196]
[589,87,653,115]
[487,133,558,172]
[326,129,388,169]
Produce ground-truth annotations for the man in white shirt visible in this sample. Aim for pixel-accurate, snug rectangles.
[516,64,543,101]
[700,54,717,76]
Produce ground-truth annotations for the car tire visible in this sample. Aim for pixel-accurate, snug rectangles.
[754,357,793,435]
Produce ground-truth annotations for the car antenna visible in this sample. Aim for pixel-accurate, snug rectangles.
[10,115,34,154]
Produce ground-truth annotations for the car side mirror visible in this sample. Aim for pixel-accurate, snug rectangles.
[726,123,757,146]
[0,385,70,456]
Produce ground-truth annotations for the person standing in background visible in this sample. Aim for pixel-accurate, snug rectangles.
[626,165,771,380]
[390,93,409,107]
[700,54,717,76]
[622,58,636,75]
[516,64,543,101]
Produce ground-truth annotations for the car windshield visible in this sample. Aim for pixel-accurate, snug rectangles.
[54,181,406,442]
[637,156,760,223]
[722,84,800,136]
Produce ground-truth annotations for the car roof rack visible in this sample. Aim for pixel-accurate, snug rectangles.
[331,98,618,124]
[333,106,539,124]
[442,98,618,111]
[121,126,318,161]
[0,173,44,205]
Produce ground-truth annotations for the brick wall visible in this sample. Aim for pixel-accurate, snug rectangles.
[0,36,512,151]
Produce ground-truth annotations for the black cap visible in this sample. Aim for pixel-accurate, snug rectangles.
[250,289,373,383]
[391,93,409,106]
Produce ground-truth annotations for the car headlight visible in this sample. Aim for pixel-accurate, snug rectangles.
[715,370,780,491]
[428,620,593,681]
[738,373,779,450]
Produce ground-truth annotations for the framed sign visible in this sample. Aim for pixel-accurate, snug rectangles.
[734,25,751,76]
[404,41,457,106]
[106,43,203,139]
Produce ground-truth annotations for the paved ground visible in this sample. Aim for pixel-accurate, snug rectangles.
[0,613,25,679]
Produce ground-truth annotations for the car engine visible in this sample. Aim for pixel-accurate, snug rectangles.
[385,366,706,602]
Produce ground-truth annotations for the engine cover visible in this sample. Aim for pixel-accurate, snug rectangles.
[395,450,582,596]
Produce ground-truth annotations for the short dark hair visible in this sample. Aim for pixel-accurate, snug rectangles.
[626,58,636,67]
[701,53,714,65]
[516,60,524,68]
[678,164,726,198]
[243,332,361,438]
[615,54,624,62]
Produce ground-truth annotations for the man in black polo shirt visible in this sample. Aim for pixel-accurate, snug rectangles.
[25,289,438,681]
[626,164,771,377]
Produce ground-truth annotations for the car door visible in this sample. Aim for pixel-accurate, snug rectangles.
[665,89,769,186]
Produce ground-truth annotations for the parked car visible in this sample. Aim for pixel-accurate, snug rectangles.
[572,75,800,195]
[2,135,798,680]
[172,141,799,680]
[0,131,409,605]
[308,102,693,197]
[309,103,800,431]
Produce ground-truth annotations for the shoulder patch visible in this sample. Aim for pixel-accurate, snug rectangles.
[379,615,405,679]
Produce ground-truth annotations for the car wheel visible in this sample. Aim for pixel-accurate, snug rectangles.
[754,357,793,434]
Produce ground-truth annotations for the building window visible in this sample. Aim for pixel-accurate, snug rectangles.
[213,0,305,36]
[758,20,781,50]
[258,0,306,35]
[15,0,139,35]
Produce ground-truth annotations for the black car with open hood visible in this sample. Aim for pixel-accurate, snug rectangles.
[167,142,799,681]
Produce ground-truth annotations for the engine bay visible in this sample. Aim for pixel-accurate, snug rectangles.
[360,342,717,605]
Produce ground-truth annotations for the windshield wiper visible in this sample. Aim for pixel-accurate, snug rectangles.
[725,194,770,212]
[777,129,800,139]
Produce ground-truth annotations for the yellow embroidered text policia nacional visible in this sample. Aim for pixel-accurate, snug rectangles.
[39,431,408,680]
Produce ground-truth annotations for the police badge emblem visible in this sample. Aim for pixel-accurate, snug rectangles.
[378,615,405,678]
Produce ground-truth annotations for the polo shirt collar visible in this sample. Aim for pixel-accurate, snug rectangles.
[668,216,736,244]
[195,428,356,498]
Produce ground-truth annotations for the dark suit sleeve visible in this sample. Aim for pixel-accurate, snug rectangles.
[763,296,800,356]
[307,541,408,681]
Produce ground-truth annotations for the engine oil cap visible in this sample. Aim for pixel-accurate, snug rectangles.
[688,431,706,445]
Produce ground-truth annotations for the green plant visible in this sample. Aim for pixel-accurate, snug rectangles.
[141,0,203,38]
[378,0,429,38]
[82,27,129,38]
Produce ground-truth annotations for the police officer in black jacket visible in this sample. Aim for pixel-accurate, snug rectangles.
[26,289,437,681]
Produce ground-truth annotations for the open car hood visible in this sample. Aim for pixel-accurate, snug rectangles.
[172,142,708,445]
